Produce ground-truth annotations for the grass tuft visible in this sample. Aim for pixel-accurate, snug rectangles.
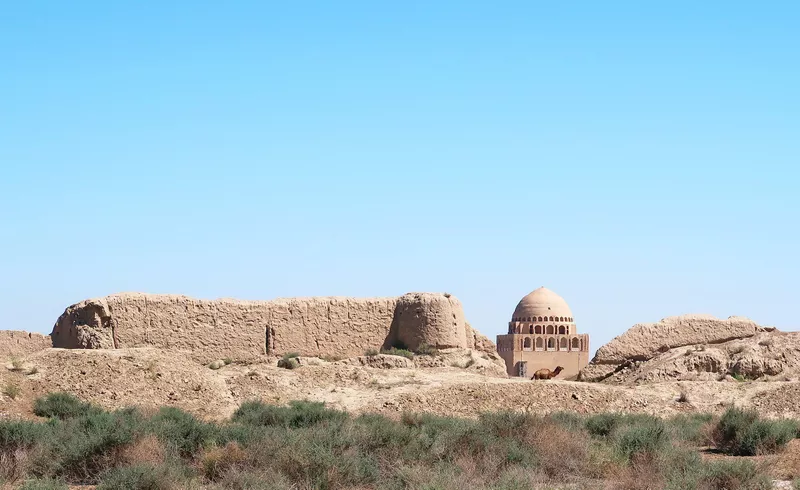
[3,382,22,400]
[380,347,414,359]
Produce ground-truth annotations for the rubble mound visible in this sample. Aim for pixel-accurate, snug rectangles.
[580,314,765,381]
[582,330,800,384]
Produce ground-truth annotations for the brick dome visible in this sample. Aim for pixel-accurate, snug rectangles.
[511,287,573,322]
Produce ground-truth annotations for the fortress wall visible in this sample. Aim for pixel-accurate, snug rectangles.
[107,294,268,362]
[51,292,491,364]
[265,297,398,358]
[0,330,52,360]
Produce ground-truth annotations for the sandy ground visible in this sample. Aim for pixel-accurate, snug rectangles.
[3,347,800,423]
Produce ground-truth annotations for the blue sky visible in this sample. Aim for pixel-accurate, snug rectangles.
[1,2,798,355]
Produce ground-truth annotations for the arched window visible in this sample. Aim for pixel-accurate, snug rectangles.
[536,337,544,350]
[534,325,542,334]
[523,337,532,351]
[527,317,531,322]
[559,338,568,350]
[571,338,580,349]
[558,326,566,334]
[538,316,543,322]
[547,338,555,350]
[546,325,554,335]
[528,325,534,334]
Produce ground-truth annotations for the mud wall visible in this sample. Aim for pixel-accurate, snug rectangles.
[51,292,494,363]
[0,330,52,360]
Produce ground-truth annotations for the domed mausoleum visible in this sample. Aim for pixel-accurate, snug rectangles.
[496,287,589,379]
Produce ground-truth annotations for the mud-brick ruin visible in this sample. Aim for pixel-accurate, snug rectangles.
[51,292,495,364]
[496,287,590,379]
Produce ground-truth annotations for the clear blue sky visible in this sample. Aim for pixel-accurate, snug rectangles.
[2,2,798,356]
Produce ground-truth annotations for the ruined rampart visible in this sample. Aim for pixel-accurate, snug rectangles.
[51,292,495,363]
[579,314,764,381]
[0,330,51,360]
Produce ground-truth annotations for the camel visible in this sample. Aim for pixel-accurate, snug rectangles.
[531,366,564,380]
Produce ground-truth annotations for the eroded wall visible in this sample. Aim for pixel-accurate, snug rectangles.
[0,330,52,360]
[52,292,495,364]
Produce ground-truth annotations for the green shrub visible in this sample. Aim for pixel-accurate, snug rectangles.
[149,407,216,458]
[666,413,713,443]
[96,464,178,490]
[698,459,771,490]
[586,413,622,437]
[52,409,142,479]
[364,348,379,357]
[380,347,414,359]
[33,393,99,420]
[713,407,796,455]
[546,411,585,432]
[658,447,703,490]
[794,478,800,490]
[0,420,50,450]
[478,411,534,438]
[614,417,667,461]
[18,479,69,490]
[232,400,347,429]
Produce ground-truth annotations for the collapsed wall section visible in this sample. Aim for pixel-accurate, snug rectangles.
[51,292,493,364]
[591,314,763,364]
[579,314,765,382]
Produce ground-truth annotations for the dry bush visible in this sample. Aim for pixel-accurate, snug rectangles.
[772,440,800,480]
[0,448,29,483]
[614,453,665,490]
[119,435,165,467]
[201,441,248,481]
[535,422,590,479]
[0,446,50,486]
